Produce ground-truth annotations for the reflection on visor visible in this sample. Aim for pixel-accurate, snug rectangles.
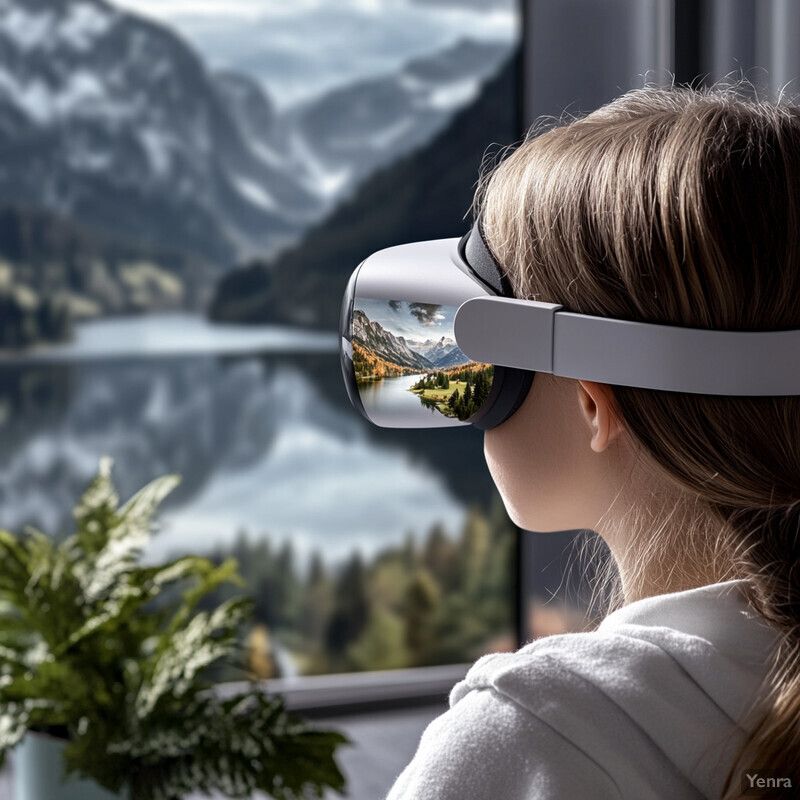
[352,297,495,425]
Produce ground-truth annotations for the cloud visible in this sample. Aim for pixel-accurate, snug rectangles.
[409,0,513,9]
[409,302,442,325]
[111,0,404,22]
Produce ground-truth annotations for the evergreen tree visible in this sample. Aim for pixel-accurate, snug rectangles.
[273,540,302,629]
[402,531,417,571]
[300,550,333,647]
[404,569,441,667]
[460,506,492,597]
[325,552,369,658]
[348,607,407,671]
[473,370,490,409]
[422,523,459,591]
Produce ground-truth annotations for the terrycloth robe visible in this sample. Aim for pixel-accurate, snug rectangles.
[385,579,782,799]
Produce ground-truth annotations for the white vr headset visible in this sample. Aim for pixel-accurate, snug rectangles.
[340,219,800,430]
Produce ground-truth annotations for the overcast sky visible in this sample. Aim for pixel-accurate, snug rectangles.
[111,0,516,19]
[109,0,518,108]
[355,298,458,342]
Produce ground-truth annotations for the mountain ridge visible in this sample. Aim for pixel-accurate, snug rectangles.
[352,309,434,371]
[209,50,520,328]
[0,0,322,263]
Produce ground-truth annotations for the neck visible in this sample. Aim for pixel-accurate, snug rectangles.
[598,478,739,607]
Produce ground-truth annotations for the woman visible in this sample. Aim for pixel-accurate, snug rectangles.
[385,85,799,799]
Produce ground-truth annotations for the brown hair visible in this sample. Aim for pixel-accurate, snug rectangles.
[477,85,800,799]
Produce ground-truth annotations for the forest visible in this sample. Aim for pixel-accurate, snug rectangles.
[201,495,517,680]
[352,340,416,381]
[410,365,494,420]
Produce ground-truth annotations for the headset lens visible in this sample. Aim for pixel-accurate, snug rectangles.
[346,296,496,428]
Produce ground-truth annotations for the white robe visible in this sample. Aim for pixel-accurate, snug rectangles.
[385,578,782,799]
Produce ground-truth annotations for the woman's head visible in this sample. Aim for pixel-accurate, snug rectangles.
[477,84,800,799]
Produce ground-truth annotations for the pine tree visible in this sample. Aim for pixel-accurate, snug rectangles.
[300,550,333,646]
[460,506,492,597]
[422,524,458,591]
[473,370,490,408]
[404,569,441,667]
[325,552,369,658]
[274,540,302,629]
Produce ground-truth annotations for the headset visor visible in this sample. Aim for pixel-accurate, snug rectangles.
[340,231,535,430]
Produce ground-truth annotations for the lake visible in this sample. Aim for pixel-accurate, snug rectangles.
[0,313,494,568]
[358,372,466,428]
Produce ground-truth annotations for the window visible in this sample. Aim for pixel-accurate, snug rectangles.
[0,0,523,682]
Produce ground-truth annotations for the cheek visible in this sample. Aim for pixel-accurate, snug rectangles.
[483,375,586,532]
[483,417,539,527]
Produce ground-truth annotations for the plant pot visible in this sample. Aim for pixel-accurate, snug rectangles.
[15,732,129,800]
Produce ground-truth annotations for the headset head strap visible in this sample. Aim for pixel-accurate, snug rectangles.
[458,218,514,297]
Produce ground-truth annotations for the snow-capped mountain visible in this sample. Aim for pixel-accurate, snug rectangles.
[285,38,510,202]
[352,309,434,371]
[408,336,469,368]
[0,0,324,264]
[211,37,512,209]
[0,0,513,269]
[208,54,519,328]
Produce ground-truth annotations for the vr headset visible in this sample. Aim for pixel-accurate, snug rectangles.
[340,219,800,430]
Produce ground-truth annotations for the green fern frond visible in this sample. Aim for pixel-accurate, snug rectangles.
[0,459,350,799]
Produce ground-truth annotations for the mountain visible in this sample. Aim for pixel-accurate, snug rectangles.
[0,0,323,264]
[407,336,469,368]
[0,0,512,270]
[352,309,433,370]
[285,38,511,204]
[213,38,511,210]
[209,50,520,328]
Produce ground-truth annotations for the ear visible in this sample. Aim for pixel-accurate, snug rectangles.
[577,380,624,453]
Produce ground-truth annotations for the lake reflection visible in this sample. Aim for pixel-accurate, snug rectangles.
[0,315,490,567]
[0,314,512,678]
[358,373,466,429]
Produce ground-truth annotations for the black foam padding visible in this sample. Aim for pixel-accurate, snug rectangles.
[467,366,535,430]
[463,219,514,297]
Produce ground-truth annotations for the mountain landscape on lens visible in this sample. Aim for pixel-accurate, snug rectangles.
[352,309,434,371]
[351,305,473,392]
[408,336,468,368]
[0,0,516,346]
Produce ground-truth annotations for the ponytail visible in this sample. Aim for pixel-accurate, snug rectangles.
[718,504,800,799]
[477,83,800,797]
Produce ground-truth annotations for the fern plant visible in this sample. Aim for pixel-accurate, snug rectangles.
[0,458,349,800]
